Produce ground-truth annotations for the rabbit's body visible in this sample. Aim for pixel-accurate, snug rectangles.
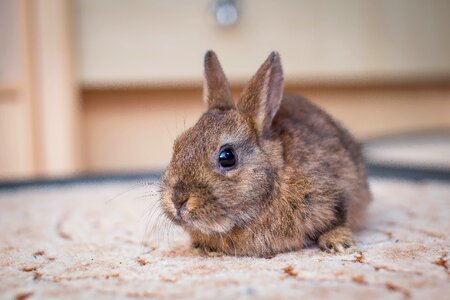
[160,51,371,257]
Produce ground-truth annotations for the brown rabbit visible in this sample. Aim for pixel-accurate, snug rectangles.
[159,51,371,257]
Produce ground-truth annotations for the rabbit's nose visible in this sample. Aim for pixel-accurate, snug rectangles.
[174,198,188,219]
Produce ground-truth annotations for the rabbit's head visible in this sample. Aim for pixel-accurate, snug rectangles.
[160,51,284,235]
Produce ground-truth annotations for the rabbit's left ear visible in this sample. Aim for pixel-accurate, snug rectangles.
[203,51,234,110]
[237,52,284,137]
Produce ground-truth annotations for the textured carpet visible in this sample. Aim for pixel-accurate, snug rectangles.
[0,179,449,300]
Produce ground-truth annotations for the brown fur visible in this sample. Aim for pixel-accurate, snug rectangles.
[160,51,371,257]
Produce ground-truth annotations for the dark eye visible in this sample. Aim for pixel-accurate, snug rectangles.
[219,148,236,168]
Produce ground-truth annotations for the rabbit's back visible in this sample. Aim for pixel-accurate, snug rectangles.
[273,94,371,228]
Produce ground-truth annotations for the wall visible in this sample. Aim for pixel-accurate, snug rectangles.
[1,0,449,179]
[82,84,450,173]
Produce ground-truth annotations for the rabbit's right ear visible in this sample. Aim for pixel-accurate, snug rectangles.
[237,52,284,137]
[203,51,234,110]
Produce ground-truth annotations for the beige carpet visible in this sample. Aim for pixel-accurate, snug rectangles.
[0,179,449,300]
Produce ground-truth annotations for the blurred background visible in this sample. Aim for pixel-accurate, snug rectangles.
[0,0,449,181]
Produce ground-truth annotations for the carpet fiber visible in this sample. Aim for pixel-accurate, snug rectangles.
[0,179,449,299]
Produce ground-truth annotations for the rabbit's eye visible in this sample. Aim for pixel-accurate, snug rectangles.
[219,148,236,168]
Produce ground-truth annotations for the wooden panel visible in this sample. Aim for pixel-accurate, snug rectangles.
[82,89,205,173]
[0,0,35,179]
[297,86,450,138]
[75,0,450,87]
[28,0,81,177]
[0,0,81,180]
[82,85,450,173]
[0,0,20,82]
[0,98,34,178]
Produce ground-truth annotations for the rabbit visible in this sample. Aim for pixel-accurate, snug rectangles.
[159,51,371,257]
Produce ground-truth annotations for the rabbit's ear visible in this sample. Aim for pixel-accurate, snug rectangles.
[203,51,234,110]
[237,52,284,137]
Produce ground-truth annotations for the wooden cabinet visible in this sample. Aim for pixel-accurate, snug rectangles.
[75,0,450,87]
[0,0,35,179]
[0,0,80,180]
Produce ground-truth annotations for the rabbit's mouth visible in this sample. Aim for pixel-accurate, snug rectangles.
[160,183,239,234]
[188,216,236,235]
[166,204,235,235]
[166,209,235,235]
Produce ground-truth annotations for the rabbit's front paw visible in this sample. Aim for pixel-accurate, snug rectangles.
[318,226,356,254]
[191,242,224,257]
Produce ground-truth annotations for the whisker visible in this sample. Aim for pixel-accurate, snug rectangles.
[105,180,159,204]
[145,206,163,241]
[153,211,167,246]
[141,212,156,248]
[164,218,174,247]
[141,196,165,248]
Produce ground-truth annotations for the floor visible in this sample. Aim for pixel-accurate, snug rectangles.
[0,178,449,300]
